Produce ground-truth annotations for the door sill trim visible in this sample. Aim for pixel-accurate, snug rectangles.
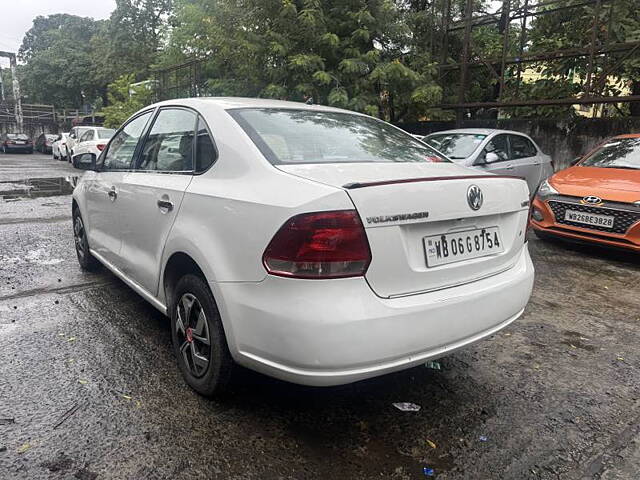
[90,249,168,315]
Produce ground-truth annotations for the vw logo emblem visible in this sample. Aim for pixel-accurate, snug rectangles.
[582,195,603,205]
[467,185,483,211]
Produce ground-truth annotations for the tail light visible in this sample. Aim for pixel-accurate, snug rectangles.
[97,144,106,151]
[263,210,371,279]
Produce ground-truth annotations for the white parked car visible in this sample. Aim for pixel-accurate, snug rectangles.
[52,133,70,160]
[422,129,554,195]
[71,98,534,396]
[66,126,94,161]
[71,127,116,167]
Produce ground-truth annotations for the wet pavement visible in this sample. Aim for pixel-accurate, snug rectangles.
[1,152,640,479]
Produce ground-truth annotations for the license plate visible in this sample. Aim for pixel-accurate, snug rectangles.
[15,141,25,145]
[564,209,614,228]
[423,227,503,267]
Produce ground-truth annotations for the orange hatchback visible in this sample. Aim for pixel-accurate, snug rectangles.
[530,134,640,252]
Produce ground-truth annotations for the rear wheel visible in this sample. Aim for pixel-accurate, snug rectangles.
[171,274,234,397]
[73,208,100,271]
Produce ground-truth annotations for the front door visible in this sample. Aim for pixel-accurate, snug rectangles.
[117,107,197,296]
[84,111,153,267]
[476,134,514,176]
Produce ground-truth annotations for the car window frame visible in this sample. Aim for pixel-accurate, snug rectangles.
[133,106,198,174]
[507,134,538,160]
[79,130,92,143]
[194,113,219,174]
[98,108,156,172]
[131,105,219,175]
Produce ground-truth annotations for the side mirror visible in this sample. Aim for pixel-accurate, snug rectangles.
[570,156,582,166]
[75,153,96,171]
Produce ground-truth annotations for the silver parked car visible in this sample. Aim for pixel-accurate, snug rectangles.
[422,129,554,195]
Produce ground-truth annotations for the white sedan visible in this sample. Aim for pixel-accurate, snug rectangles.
[422,129,555,196]
[52,133,70,160]
[71,127,115,167]
[71,98,534,396]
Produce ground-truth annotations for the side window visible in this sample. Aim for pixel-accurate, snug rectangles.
[138,109,196,172]
[196,116,216,172]
[79,131,92,143]
[509,135,537,159]
[102,112,152,171]
[483,134,509,162]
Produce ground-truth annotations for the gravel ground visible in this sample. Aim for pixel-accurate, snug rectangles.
[1,152,639,479]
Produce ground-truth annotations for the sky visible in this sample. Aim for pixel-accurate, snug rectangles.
[0,0,116,62]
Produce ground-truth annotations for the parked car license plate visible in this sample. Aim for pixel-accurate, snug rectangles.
[564,209,614,228]
[423,227,503,267]
[15,140,25,144]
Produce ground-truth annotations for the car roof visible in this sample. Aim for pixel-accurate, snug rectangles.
[427,128,529,136]
[150,97,365,115]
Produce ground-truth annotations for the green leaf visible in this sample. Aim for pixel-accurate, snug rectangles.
[327,87,349,107]
[312,70,332,85]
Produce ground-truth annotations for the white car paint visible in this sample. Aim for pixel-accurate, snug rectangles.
[72,98,534,389]
[422,128,555,195]
[71,127,116,166]
[66,126,94,161]
[52,133,69,160]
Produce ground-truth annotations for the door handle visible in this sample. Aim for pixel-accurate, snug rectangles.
[107,187,117,201]
[157,199,174,212]
[505,164,515,170]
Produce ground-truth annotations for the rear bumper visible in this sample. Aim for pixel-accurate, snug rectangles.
[214,245,534,386]
[3,145,33,152]
[530,197,640,252]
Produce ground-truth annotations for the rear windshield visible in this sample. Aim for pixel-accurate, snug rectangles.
[581,138,640,170]
[229,108,449,165]
[97,129,116,139]
[7,134,28,140]
[424,133,486,159]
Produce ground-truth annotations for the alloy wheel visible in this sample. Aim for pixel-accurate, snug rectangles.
[73,215,86,260]
[175,293,211,378]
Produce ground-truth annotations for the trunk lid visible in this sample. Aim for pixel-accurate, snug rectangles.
[278,163,531,298]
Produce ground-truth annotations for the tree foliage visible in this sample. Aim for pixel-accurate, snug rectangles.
[101,74,153,128]
[18,1,171,109]
[164,0,446,122]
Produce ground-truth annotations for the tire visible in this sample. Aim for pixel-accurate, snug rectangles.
[73,208,100,271]
[171,274,234,397]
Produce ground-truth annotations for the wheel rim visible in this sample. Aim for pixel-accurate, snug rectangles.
[176,293,211,378]
[74,215,86,260]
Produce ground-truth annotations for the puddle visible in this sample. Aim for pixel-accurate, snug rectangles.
[0,177,78,201]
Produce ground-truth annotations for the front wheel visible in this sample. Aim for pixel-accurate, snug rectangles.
[73,209,100,271]
[171,274,234,397]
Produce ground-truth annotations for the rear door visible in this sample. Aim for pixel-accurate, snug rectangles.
[116,107,199,296]
[507,134,542,194]
[74,130,93,157]
[84,111,153,266]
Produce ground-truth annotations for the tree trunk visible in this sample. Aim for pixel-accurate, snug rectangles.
[631,80,640,117]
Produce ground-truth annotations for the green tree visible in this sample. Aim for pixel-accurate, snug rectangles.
[527,0,640,116]
[163,0,444,122]
[100,74,154,128]
[18,14,103,107]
